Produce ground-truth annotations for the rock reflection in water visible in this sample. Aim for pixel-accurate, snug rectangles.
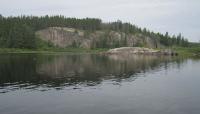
[0,53,184,93]
[36,54,180,86]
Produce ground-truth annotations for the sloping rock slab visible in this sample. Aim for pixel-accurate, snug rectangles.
[105,47,178,56]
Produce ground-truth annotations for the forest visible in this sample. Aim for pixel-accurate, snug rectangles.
[0,14,189,49]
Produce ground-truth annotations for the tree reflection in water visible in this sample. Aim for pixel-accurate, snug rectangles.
[0,53,185,93]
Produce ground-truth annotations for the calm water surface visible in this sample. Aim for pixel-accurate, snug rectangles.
[0,53,200,114]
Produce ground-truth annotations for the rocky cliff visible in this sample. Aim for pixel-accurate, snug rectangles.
[36,27,163,49]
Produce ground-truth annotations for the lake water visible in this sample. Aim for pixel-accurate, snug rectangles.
[0,53,200,114]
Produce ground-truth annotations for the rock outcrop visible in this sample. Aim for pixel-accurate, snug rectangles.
[105,47,178,56]
[36,27,163,49]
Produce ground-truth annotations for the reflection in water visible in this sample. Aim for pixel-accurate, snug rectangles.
[0,54,185,93]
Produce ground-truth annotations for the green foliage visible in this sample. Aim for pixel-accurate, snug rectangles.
[70,40,78,48]
[0,14,190,49]
[36,37,55,49]
[0,15,102,49]
[0,24,36,49]
[173,46,200,56]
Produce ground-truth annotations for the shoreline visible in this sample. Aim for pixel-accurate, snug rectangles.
[0,47,199,57]
[0,48,108,54]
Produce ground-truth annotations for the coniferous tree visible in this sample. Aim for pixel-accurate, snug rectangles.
[0,14,189,49]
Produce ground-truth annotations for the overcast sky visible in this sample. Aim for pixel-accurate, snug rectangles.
[0,0,200,42]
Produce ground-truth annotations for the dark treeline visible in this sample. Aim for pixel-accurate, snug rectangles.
[102,20,189,47]
[0,15,189,49]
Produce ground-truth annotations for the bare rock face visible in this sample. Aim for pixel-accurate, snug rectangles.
[36,27,162,49]
[36,27,85,48]
[106,47,158,54]
[105,47,178,56]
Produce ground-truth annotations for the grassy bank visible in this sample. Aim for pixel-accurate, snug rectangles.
[173,47,200,56]
[0,47,200,57]
[0,48,108,54]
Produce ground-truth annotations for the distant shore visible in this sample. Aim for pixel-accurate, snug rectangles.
[0,47,199,57]
[0,48,108,54]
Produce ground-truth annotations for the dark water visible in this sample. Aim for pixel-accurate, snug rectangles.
[0,53,200,114]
